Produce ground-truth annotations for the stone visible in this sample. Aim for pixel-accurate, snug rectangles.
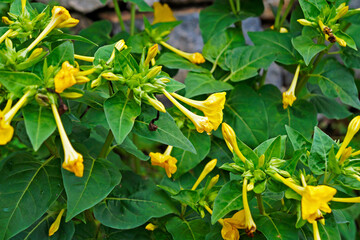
[36,0,110,14]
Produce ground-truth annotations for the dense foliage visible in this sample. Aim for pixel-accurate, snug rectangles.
[0,0,360,239]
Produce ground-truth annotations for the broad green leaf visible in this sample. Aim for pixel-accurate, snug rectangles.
[47,41,74,68]
[94,171,177,229]
[298,0,320,19]
[94,43,115,65]
[123,0,153,12]
[224,84,268,148]
[0,72,42,97]
[100,226,151,240]
[104,91,141,145]
[318,215,341,240]
[292,35,326,65]
[165,77,185,93]
[328,146,341,175]
[203,28,245,71]
[119,136,150,161]
[159,172,197,194]
[309,94,351,119]
[173,130,210,178]
[308,127,337,175]
[166,217,210,240]
[249,31,297,65]
[285,125,311,151]
[22,105,56,151]
[225,46,277,82]
[156,52,208,73]
[255,136,286,163]
[336,175,360,190]
[309,58,360,109]
[256,212,299,240]
[212,180,254,224]
[133,107,196,153]
[0,153,62,240]
[341,48,360,69]
[11,216,75,240]
[336,31,357,50]
[184,72,233,98]
[45,33,98,46]
[171,190,200,212]
[63,157,122,221]
[259,84,317,140]
[9,0,34,17]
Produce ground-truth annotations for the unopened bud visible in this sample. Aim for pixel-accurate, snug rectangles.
[57,18,79,28]
[145,223,157,231]
[192,159,217,190]
[297,19,313,26]
[206,174,219,191]
[146,66,162,79]
[145,44,158,66]
[336,36,347,47]
[35,93,49,107]
[148,97,166,113]
[5,38,12,49]
[101,72,121,81]
[60,91,84,99]
[2,16,14,25]
[335,6,349,20]
[247,180,254,191]
[269,158,285,168]
[8,31,18,38]
[115,39,127,51]
[91,77,102,88]
[221,123,246,163]
[158,77,170,83]
[258,154,265,168]
[28,48,43,61]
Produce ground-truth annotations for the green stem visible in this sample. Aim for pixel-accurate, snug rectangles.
[44,138,59,157]
[98,131,114,159]
[223,73,232,82]
[259,69,268,89]
[327,51,342,55]
[256,194,266,215]
[113,0,126,32]
[279,0,294,27]
[228,0,237,15]
[130,3,136,36]
[274,0,284,31]
[235,0,240,13]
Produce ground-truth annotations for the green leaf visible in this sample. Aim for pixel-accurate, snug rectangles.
[203,28,245,71]
[255,136,286,163]
[225,46,277,82]
[298,0,320,19]
[292,35,326,65]
[184,72,233,98]
[166,217,210,240]
[328,146,341,175]
[123,0,153,12]
[171,190,200,212]
[63,157,122,221]
[341,47,360,69]
[22,105,56,151]
[164,76,185,93]
[224,84,268,148]
[0,71,42,97]
[256,212,299,240]
[208,139,233,166]
[104,91,141,145]
[133,107,196,153]
[156,52,208,73]
[259,84,317,140]
[212,180,254,224]
[173,130,210,178]
[285,125,311,151]
[308,127,337,175]
[94,171,177,229]
[119,136,150,161]
[309,58,360,109]
[249,31,297,65]
[309,93,351,120]
[45,33,98,46]
[336,175,360,190]
[47,41,74,68]
[336,31,357,50]
[0,153,62,240]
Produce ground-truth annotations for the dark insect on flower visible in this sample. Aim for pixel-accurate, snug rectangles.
[323,27,336,43]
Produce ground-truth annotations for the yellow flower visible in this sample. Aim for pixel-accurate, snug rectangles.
[297,19,313,26]
[2,17,14,25]
[51,104,84,177]
[221,123,246,163]
[21,0,26,13]
[74,54,94,63]
[336,116,360,159]
[54,61,90,93]
[149,145,177,178]
[160,41,205,64]
[242,178,256,235]
[273,173,336,223]
[312,221,321,240]
[171,92,226,131]
[221,210,246,240]
[145,223,157,231]
[49,209,65,236]
[163,90,215,134]
[282,64,300,109]
[192,159,217,190]
[0,90,32,145]
[153,2,176,24]
[147,96,166,113]
[26,6,78,51]
[106,39,127,64]
[145,44,158,66]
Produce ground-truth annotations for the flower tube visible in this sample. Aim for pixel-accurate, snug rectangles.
[221,123,246,163]
[242,178,256,235]
[160,41,205,64]
[191,159,217,190]
[48,209,65,236]
[51,103,84,177]
[336,116,360,159]
[26,6,79,52]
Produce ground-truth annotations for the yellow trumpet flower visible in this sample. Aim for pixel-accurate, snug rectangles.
[160,41,205,64]
[54,61,91,93]
[153,2,176,24]
[0,29,14,45]
[221,123,246,163]
[51,104,84,177]
[145,44,158,66]
[149,145,177,178]
[48,209,65,236]
[2,17,14,25]
[21,0,26,13]
[170,92,226,131]
[0,90,32,145]
[221,210,246,240]
[272,173,336,223]
[242,178,256,235]
[336,116,360,159]
[74,54,95,63]
[312,221,321,240]
[106,39,127,65]
[26,6,79,52]
[145,223,157,231]
[282,64,300,109]
[163,90,215,134]
[192,159,217,190]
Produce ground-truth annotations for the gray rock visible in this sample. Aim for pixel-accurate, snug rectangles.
[36,0,109,14]
[242,17,263,45]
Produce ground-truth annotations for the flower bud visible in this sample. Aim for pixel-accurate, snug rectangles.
[148,97,166,113]
[146,66,162,79]
[91,77,102,88]
[206,174,219,191]
[297,19,313,26]
[336,36,347,47]
[145,223,157,231]
[2,17,14,25]
[145,44,158,66]
[101,72,122,81]
[192,159,217,190]
[60,91,84,99]
[334,5,349,20]
[28,48,43,61]
[35,93,50,107]
[5,38,12,49]
[258,154,265,168]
